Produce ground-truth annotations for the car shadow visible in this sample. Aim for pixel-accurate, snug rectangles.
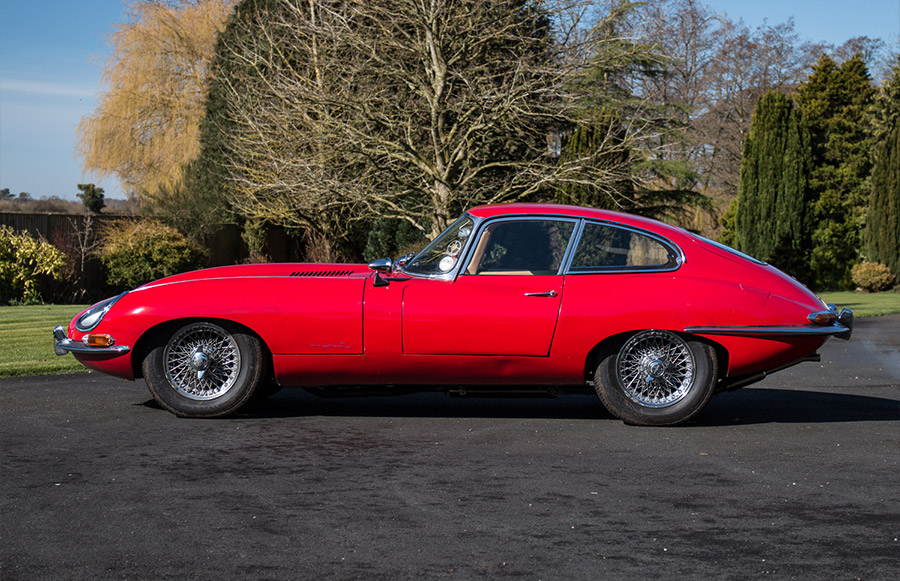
[136,385,900,425]
[691,387,900,426]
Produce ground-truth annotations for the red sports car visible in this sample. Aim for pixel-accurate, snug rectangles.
[54,203,852,425]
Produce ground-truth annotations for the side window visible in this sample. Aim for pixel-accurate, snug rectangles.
[467,219,575,275]
[569,222,679,271]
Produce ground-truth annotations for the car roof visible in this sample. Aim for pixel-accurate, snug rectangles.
[467,203,687,239]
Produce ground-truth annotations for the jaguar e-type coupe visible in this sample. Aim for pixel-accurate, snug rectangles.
[54,203,853,426]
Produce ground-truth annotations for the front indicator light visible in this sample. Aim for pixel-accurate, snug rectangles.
[83,334,115,348]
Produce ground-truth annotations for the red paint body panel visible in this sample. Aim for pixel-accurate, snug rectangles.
[67,204,844,391]
[71,263,368,379]
[402,275,564,356]
[122,275,365,355]
[554,271,825,377]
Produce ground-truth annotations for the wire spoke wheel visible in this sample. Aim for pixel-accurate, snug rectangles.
[616,331,695,408]
[143,320,266,418]
[595,330,717,426]
[163,323,242,401]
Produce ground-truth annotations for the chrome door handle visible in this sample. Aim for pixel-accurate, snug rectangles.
[524,290,558,297]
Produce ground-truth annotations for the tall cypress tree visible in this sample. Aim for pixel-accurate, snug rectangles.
[796,54,876,288]
[732,91,812,280]
[865,120,900,278]
[871,54,900,147]
[864,56,900,278]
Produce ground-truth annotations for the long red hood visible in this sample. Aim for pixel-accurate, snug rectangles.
[137,262,372,290]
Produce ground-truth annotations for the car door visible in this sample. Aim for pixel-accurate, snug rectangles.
[401,218,576,356]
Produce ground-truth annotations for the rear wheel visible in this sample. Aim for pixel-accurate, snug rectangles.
[595,330,717,426]
[143,321,266,417]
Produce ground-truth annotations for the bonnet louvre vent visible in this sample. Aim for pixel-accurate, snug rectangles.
[290,269,355,277]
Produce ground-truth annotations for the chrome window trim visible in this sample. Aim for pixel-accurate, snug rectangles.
[559,219,585,274]
[457,215,581,278]
[399,214,483,281]
[560,219,585,274]
[563,219,684,275]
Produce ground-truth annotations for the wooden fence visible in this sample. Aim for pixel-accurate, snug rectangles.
[0,212,309,264]
[1,212,305,301]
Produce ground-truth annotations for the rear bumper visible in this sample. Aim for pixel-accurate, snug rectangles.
[53,325,131,357]
[685,308,854,341]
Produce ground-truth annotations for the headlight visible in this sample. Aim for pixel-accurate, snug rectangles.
[75,292,128,332]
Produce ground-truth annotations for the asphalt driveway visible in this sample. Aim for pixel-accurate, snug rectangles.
[2,316,898,579]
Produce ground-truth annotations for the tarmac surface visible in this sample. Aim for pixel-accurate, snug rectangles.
[2,315,898,579]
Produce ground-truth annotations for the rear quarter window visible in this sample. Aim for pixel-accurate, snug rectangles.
[568,222,680,272]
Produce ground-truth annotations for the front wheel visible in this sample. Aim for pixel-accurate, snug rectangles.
[595,330,718,426]
[143,321,266,418]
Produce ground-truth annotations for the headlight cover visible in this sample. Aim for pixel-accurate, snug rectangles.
[75,292,128,332]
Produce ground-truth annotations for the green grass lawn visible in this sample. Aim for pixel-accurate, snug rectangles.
[0,304,89,378]
[817,290,900,318]
[0,291,897,378]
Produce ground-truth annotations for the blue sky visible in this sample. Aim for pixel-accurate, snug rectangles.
[1,0,899,201]
[1,1,129,200]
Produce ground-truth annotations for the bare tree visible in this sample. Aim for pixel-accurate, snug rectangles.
[637,0,719,167]
[832,36,885,70]
[696,17,821,195]
[67,215,104,279]
[210,0,636,242]
[619,3,821,198]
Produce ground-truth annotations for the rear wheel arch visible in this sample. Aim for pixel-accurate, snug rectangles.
[584,329,728,426]
[583,331,633,384]
[583,331,728,387]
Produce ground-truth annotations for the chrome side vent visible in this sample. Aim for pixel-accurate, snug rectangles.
[290,269,355,277]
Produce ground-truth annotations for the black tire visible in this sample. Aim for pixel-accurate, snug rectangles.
[142,321,266,418]
[595,330,718,426]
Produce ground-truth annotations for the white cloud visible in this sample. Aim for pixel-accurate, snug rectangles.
[0,78,95,98]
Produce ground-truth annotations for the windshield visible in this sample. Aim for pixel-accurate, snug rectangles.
[404,215,476,276]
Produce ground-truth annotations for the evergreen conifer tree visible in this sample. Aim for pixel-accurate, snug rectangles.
[864,56,900,278]
[865,119,900,278]
[555,109,634,211]
[796,54,876,288]
[731,91,812,280]
[76,183,106,214]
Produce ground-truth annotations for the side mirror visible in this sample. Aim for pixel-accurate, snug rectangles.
[368,257,392,273]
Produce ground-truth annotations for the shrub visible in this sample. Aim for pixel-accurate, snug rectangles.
[100,220,207,290]
[0,225,67,304]
[850,262,896,293]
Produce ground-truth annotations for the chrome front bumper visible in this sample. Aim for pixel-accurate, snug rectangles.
[53,326,131,356]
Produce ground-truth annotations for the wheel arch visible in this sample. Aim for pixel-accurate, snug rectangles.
[583,329,729,386]
[131,317,275,381]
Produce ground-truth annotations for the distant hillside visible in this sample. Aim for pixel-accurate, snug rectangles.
[0,196,136,215]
